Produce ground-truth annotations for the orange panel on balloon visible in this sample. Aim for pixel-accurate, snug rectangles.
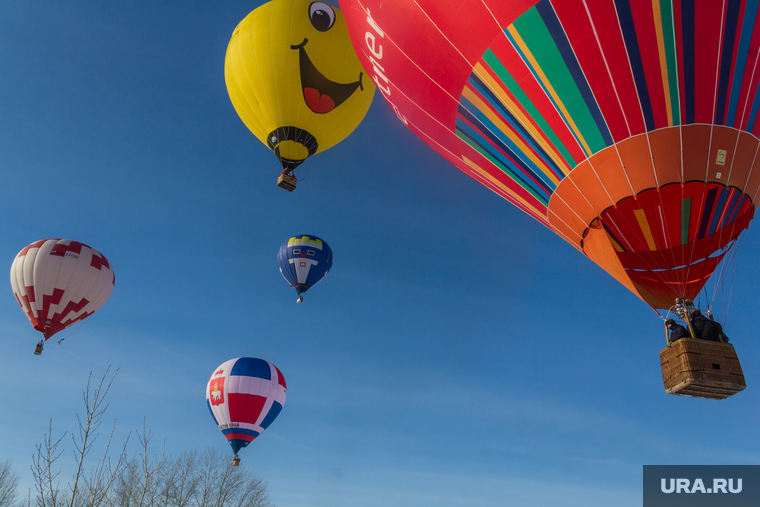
[549,179,597,233]
[547,195,584,243]
[681,125,713,182]
[616,134,658,192]
[648,128,683,186]
[729,133,760,191]
[589,147,633,204]
[566,161,615,214]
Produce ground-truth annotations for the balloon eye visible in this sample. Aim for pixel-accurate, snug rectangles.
[309,2,335,32]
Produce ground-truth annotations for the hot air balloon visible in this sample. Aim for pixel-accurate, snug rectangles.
[10,239,115,355]
[342,0,757,398]
[225,0,376,191]
[277,234,333,303]
[206,357,287,466]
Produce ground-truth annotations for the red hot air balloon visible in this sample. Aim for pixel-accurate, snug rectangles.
[10,239,115,355]
[342,0,759,313]
[342,0,758,397]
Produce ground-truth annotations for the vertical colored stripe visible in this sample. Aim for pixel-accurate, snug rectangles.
[482,50,577,169]
[681,196,691,245]
[457,96,557,194]
[727,0,759,125]
[698,187,719,239]
[506,18,596,155]
[720,189,741,228]
[535,0,613,146]
[708,187,730,235]
[652,0,672,125]
[659,0,681,125]
[727,195,747,224]
[466,74,564,182]
[634,208,658,250]
[715,0,742,125]
[456,116,551,204]
[681,0,696,124]
[616,0,656,130]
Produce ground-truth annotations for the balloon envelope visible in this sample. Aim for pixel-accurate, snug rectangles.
[206,357,287,455]
[277,234,333,296]
[225,0,375,171]
[342,0,760,310]
[10,239,115,340]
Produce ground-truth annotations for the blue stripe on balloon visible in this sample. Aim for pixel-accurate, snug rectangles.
[231,358,271,380]
[615,0,654,131]
[260,402,283,430]
[698,187,719,240]
[726,0,758,124]
[455,121,550,203]
[681,0,696,124]
[536,0,612,146]
[714,0,742,125]
[458,97,555,196]
[708,187,730,235]
[467,75,564,181]
[456,110,552,203]
[727,195,746,224]
[222,427,260,437]
[720,190,741,229]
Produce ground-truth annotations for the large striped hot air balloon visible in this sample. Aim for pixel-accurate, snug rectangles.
[206,357,287,465]
[342,0,759,313]
[342,0,757,397]
[225,0,375,190]
[10,239,115,355]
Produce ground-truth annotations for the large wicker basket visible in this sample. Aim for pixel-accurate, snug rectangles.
[660,338,746,400]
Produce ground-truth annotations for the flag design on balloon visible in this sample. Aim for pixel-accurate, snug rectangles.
[10,239,115,341]
[206,358,287,456]
[277,235,333,300]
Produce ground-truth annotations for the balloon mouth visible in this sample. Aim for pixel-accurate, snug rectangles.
[294,285,310,295]
[267,127,318,170]
[291,38,364,114]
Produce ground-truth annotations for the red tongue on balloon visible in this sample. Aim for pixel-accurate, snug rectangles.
[304,88,336,113]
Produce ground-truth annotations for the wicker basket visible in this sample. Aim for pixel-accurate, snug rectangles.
[277,173,297,192]
[660,338,746,400]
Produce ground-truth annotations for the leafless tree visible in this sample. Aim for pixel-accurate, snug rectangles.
[0,460,19,507]
[23,368,274,507]
[30,367,129,507]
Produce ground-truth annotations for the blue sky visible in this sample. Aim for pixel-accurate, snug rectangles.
[1,1,759,506]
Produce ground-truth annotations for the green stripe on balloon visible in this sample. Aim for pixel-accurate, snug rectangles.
[659,0,681,126]
[481,49,576,170]
[512,7,607,155]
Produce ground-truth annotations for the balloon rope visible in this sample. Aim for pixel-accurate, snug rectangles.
[725,230,747,326]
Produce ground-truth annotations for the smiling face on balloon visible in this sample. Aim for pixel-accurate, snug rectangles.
[291,2,366,114]
[225,0,375,171]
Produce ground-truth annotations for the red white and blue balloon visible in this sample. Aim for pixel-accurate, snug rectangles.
[206,357,287,457]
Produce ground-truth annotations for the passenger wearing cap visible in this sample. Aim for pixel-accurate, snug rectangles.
[666,319,690,342]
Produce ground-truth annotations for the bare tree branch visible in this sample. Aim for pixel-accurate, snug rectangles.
[0,460,18,507]
[26,369,275,507]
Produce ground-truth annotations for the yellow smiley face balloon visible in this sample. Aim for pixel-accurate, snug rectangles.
[225,0,375,174]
